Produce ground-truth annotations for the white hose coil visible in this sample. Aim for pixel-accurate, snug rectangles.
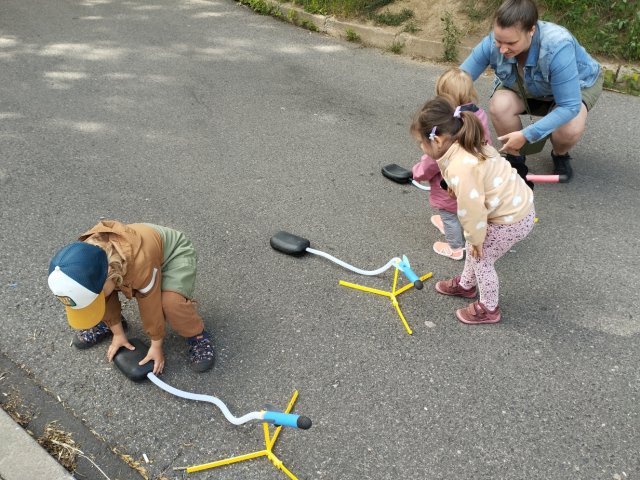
[306,248,400,276]
[148,373,264,425]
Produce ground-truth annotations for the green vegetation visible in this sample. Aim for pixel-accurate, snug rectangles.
[386,40,404,54]
[460,0,639,63]
[287,0,639,64]
[402,20,421,34]
[540,0,639,63]
[300,18,319,30]
[289,0,394,17]
[237,0,639,94]
[441,10,461,62]
[370,8,413,26]
[237,0,280,15]
[345,28,361,42]
[604,67,640,95]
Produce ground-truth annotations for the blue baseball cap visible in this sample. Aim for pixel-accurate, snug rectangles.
[48,242,108,329]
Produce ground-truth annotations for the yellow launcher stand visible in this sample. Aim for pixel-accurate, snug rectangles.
[339,268,432,335]
[174,390,304,479]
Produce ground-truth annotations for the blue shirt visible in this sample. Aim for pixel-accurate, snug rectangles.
[460,21,601,143]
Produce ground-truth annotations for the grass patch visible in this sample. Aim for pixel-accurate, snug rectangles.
[541,0,639,62]
[402,20,421,34]
[387,39,404,54]
[345,28,361,42]
[290,0,394,17]
[300,18,319,31]
[238,0,279,15]
[370,8,413,26]
[604,66,640,95]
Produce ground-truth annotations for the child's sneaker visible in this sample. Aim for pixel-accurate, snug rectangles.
[187,331,215,373]
[433,241,464,260]
[456,301,501,324]
[435,275,477,298]
[430,215,445,235]
[72,318,128,349]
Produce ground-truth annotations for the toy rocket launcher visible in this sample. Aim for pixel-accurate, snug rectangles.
[395,255,423,290]
[382,162,566,186]
[270,231,424,290]
[113,338,312,430]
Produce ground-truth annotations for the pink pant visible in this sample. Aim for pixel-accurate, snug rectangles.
[458,209,535,310]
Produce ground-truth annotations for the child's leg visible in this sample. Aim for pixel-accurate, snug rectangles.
[464,210,535,309]
[162,291,214,372]
[439,210,465,249]
[161,291,205,337]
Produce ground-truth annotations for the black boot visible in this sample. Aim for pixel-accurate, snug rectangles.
[551,151,573,183]
[505,154,534,190]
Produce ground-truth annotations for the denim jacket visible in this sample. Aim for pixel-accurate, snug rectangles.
[461,21,601,143]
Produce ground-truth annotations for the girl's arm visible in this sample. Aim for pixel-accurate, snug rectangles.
[412,154,441,182]
[447,159,489,247]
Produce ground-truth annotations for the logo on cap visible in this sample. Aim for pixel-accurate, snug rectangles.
[56,296,77,307]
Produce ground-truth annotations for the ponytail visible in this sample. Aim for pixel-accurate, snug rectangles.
[411,95,489,160]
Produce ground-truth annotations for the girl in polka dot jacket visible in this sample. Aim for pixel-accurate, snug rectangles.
[411,95,535,324]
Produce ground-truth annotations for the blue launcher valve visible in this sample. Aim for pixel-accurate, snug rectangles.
[262,411,312,430]
[397,255,423,290]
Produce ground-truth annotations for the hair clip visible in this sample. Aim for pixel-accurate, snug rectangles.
[429,126,437,141]
[459,103,479,113]
[453,105,462,118]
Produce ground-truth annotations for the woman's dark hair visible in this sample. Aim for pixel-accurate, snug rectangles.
[411,95,488,161]
[494,0,538,32]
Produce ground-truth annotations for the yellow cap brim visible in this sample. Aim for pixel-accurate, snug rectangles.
[65,291,106,330]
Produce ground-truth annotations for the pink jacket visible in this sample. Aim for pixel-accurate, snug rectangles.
[412,106,492,214]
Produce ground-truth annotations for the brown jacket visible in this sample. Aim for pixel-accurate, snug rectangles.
[79,220,167,340]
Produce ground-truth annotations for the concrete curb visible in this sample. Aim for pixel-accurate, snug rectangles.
[266,0,473,61]
[256,0,638,88]
[0,408,73,480]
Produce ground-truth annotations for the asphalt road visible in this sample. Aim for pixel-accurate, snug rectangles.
[1,1,639,479]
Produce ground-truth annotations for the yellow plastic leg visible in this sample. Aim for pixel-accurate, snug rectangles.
[339,271,432,335]
[186,450,268,473]
[391,297,413,335]
[177,390,302,479]
[338,280,392,298]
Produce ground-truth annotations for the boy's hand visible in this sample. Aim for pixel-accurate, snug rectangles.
[107,334,134,362]
[107,328,134,362]
[140,339,164,375]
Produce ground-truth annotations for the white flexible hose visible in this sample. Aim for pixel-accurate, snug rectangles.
[411,179,431,191]
[306,248,400,276]
[148,373,264,425]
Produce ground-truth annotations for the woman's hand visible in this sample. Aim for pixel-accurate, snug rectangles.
[469,244,484,259]
[139,339,165,375]
[497,131,527,155]
[107,324,134,362]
